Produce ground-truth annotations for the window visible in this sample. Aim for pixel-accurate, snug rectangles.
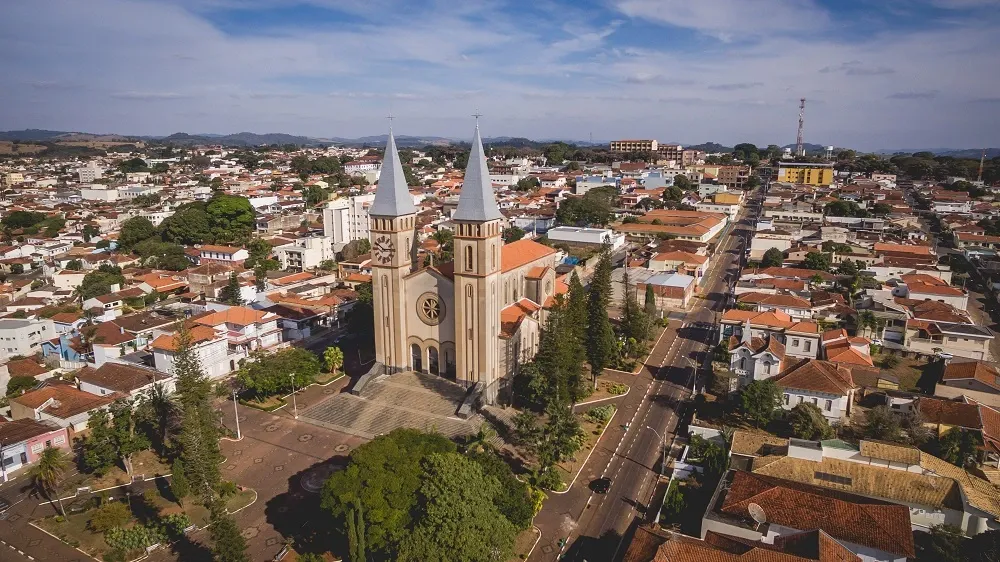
[465,246,473,272]
[811,397,818,406]
[54,435,66,445]
[803,340,812,352]
[948,337,957,342]
[783,394,790,405]
[31,443,43,454]
[825,399,833,411]
[791,338,799,347]
[797,396,803,404]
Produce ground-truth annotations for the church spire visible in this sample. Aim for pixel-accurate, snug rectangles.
[454,122,503,222]
[369,128,417,217]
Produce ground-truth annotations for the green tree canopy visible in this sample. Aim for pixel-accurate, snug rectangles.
[556,186,617,227]
[802,252,831,271]
[78,265,126,300]
[861,405,902,443]
[206,194,255,243]
[761,248,784,268]
[502,226,525,243]
[740,379,782,428]
[787,403,835,440]
[160,201,212,245]
[236,347,320,398]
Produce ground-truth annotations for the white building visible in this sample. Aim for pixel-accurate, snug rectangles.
[119,184,163,200]
[76,164,104,183]
[323,194,377,250]
[0,319,56,359]
[274,236,336,271]
[79,185,120,202]
[546,226,626,252]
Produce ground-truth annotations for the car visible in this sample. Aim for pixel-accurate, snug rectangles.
[590,477,611,494]
[936,352,954,360]
[871,339,883,346]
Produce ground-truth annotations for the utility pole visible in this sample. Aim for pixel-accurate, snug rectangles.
[645,426,666,478]
[795,98,806,157]
[289,373,299,419]
[232,388,242,440]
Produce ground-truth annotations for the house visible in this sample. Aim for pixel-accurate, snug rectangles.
[0,419,70,477]
[621,526,861,562]
[52,270,87,291]
[703,470,915,561]
[720,310,821,359]
[198,245,249,265]
[637,272,696,308]
[9,382,115,433]
[75,362,173,398]
[821,329,874,368]
[151,325,231,380]
[773,359,858,422]
[736,292,813,320]
[728,325,786,388]
[941,360,1000,394]
[647,251,708,278]
[82,293,124,316]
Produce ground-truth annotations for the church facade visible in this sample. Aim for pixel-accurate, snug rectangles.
[369,124,562,404]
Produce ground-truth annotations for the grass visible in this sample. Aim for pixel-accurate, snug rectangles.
[36,484,256,560]
[314,371,345,385]
[872,353,936,392]
[580,380,630,404]
[509,526,541,561]
[67,450,172,492]
[241,395,287,411]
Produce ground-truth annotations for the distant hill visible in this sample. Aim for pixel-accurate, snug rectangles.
[154,132,319,146]
[685,142,733,153]
[0,129,80,141]
[874,148,1000,159]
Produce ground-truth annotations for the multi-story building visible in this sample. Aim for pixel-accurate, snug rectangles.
[198,245,249,265]
[656,143,684,161]
[323,194,377,250]
[0,318,55,359]
[776,162,835,186]
[609,139,658,153]
[2,172,25,186]
[717,165,752,189]
[76,164,104,183]
[273,236,335,271]
[344,156,382,175]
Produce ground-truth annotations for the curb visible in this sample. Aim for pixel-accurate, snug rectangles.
[523,526,542,560]
[575,385,630,408]
[29,521,101,562]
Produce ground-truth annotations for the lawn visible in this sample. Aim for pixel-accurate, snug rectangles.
[63,450,173,492]
[36,483,256,560]
[578,380,630,405]
[509,526,541,561]
[241,395,287,412]
[872,354,938,392]
[313,371,345,385]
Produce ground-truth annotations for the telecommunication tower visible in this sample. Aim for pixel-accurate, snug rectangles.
[979,148,987,184]
[795,98,806,157]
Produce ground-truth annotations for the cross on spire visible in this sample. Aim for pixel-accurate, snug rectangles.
[472,109,482,125]
[386,111,395,131]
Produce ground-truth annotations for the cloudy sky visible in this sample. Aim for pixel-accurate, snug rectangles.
[1,0,998,150]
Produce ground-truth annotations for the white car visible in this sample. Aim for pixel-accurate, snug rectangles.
[936,352,954,360]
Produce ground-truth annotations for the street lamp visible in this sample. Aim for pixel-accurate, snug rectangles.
[231,388,242,440]
[0,438,7,483]
[289,373,299,419]
[645,426,666,477]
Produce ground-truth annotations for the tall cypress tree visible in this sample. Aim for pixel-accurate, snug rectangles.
[173,326,223,500]
[586,244,616,387]
[644,284,658,320]
[620,268,650,344]
[209,498,250,562]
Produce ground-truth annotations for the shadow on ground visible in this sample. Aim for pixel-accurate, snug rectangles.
[263,456,350,559]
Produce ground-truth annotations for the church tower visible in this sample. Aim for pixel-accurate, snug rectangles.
[453,122,504,403]
[370,129,417,373]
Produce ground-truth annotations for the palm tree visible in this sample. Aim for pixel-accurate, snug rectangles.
[31,447,69,517]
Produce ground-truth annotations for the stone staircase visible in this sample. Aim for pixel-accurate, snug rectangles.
[299,371,481,440]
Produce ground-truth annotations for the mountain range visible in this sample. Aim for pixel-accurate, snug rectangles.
[0,129,993,157]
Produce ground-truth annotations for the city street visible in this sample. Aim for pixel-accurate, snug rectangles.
[530,203,752,561]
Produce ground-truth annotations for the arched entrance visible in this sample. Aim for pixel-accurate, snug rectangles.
[428,346,439,376]
[411,344,423,372]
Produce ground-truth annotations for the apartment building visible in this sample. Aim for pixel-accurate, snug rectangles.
[656,143,683,161]
[775,162,835,186]
[76,164,104,183]
[198,245,249,265]
[273,236,335,271]
[0,318,55,358]
[717,165,752,189]
[609,139,657,152]
[323,194,376,250]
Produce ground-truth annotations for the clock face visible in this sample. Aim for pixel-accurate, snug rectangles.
[373,235,395,264]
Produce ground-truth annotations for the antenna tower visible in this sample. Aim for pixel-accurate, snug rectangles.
[979,148,987,183]
[795,98,806,157]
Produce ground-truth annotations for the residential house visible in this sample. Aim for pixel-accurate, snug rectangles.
[0,318,55,358]
[822,329,874,368]
[736,292,812,320]
[9,382,114,433]
[647,251,708,279]
[622,526,862,562]
[0,419,70,477]
[720,310,820,359]
[773,359,858,422]
[151,325,231,380]
[940,360,1000,394]
[198,245,249,265]
[75,362,173,398]
[728,328,786,388]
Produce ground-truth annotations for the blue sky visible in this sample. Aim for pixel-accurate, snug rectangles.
[1,0,998,150]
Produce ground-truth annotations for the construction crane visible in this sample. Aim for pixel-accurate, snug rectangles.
[979,148,987,184]
[795,98,806,157]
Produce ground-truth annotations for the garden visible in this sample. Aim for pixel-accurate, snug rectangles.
[236,346,345,410]
[37,480,254,561]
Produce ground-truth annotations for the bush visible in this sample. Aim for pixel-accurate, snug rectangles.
[88,501,131,533]
[584,405,616,424]
[158,513,192,540]
[104,524,162,552]
[217,480,239,499]
[535,467,563,492]
[879,354,900,369]
[607,382,628,396]
[660,481,686,524]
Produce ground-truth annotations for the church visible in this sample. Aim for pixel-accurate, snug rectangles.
[369,123,564,404]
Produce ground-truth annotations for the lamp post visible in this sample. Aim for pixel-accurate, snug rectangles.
[0,438,7,484]
[231,388,242,440]
[645,426,665,477]
[289,373,299,419]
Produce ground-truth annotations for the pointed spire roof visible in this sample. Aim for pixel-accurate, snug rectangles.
[454,124,503,222]
[369,130,417,217]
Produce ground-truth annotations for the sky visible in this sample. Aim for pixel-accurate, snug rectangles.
[1,0,998,151]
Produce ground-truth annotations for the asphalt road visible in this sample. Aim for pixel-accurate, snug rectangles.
[531,202,753,561]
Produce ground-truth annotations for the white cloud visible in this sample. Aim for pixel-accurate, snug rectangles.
[614,0,829,38]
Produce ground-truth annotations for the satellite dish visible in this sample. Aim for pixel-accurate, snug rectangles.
[748,502,767,527]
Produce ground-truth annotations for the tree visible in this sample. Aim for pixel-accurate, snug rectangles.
[118,157,149,173]
[173,327,223,500]
[323,346,344,374]
[236,348,320,398]
[761,248,784,268]
[321,429,457,557]
[966,529,1000,562]
[206,194,255,243]
[802,252,831,271]
[515,176,540,191]
[243,237,273,270]
[209,498,250,562]
[787,403,835,440]
[862,405,902,443]
[161,201,212,245]
[915,524,965,562]
[341,238,372,261]
[82,224,101,243]
[502,226,525,243]
[135,383,177,457]
[170,459,191,506]
[399,453,517,562]
[118,216,157,250]
[619,268,650,345]
[672,175,692,190]
[30,446,69,516]
[644,284,658,320]
[467,450,535,530]
[5,375,37,397]
[872,202,893,216]
[836,259,858,276]
[586,244,616,387]
[88,500,131,532]
[219,272,244,305]
[740,379,782,428]
[78,265,126,300]
[661,481,686,524]
[84,399,150,476]
[65,259,83,271]
[935,427,983,467]
[82,409,120,475]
